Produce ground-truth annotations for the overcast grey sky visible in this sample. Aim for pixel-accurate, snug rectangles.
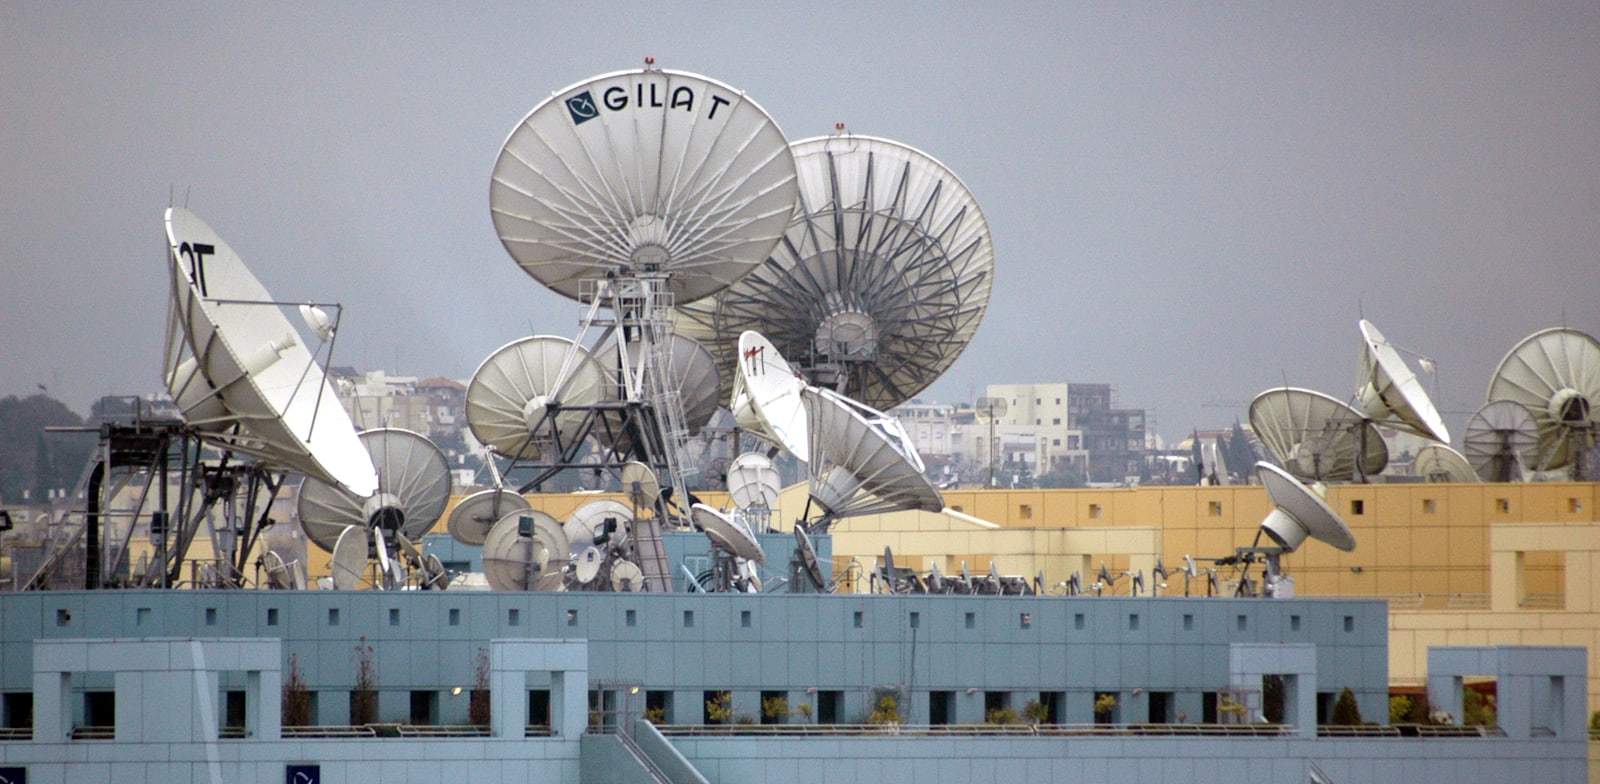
[3,3,1597,443]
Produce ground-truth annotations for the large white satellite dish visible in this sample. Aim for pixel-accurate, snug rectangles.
[466,336,607,460]
[730,331,810,461]
[480,512,550,592]
[1412,444,1479,483]
[490,67,799,305]
[297,428,452,553]
[1485,327,1600,473]
[620,461,662,508]
[600,334,723,442]
[1356,320,1450,443]
[691,503,765,562]
[726,452,782,511]
[446,488,531,547]
[1462,400,1539,482]
[1255,462,1356,553]
[801,386,943,527]
[675,134,995,410]
[329,525,370,590]
[162,208,377,497]
[1249,387,1389,481]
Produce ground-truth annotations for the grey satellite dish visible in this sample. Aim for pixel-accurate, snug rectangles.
[481,512,550,592]
[1485,327,1600,474]
[1255,462,1356,553]
[465,335,607,460]
[1356,320,1450,443]
[573,546,605,585]
[801,386,943,526]
[794,524,827,590]
[1249,387,1388,481]
[298,428,452,553]
[620,461,662,508]
[610,559,645,592]
[330,525,370,590]
[1462,400,1539,482]
[726,452,782,511]
[490,67,798,306]
[599,334,723,447]
[692,503,765,562]
[1412,444,1479,483]
[518,509,571,568]
[564,499,633,557]
[419,553,448,590]
[675,134,994,410]
[446,488,531,547]
[162,208,378,496]
[730,330,811,461]
[1201,439,1230,485]
[262,551,293,590]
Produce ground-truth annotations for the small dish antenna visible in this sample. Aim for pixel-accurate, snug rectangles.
[564,499,633,557]
[730,331,810,461]
[1249,387,1388,481]
[297,428,452,553]
[620,461,662,508]
[610,560,645,592]
[572,546,605,585]
[800,386,943,530]
[1201,438,1230,485]
[163,208,377,497]
[481,512,551,592]
[1412,444,1479,483]
[329,525,370,590]
[1356,320,1450,442]
[692,503,765,562]
[726,452,782,511]
[1461,400,1539,482]
[1485,327,1600,476]
[446,488,530,547]
[792,525,828,592]
[465,335,607,460]
[1255,462,1356,553]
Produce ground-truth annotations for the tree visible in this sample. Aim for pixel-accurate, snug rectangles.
[1331,687,1363,726]
[1037,461,1086,489]
[1189,429,1204,483]
[1227,420,1257,479]
[0,394,90,504]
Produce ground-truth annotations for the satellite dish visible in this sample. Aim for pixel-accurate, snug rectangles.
[1255,462,1356,553]
[730,331,810,461]
[620,461,662,508]
[481,512,549,592]
[1249,388,1388,481]
[1462,400,1539,482]
[794,525,827,590]
[1201,439,1230,485]
[564,499,633,557]
[973,396,1009,423]
[610,560,645,592]
[465,336,607,460]
[726,452,782,511]
[490,67,798,306]
[1412,444,1479,483]
[600,334,723,447]
[1356,320,1450,442]
[1485,327,1600,473]
[162,208,377,496]
[330,525,370,590]
[262,551,293,590]
[801,386,943,524]
[692,503,765,562]
[675,135,994,410]
[446,488,531,547]
[573,546,605,585]
[297,304,335,342]
[419,553,448,590]
[519,509,571,565]
[298,428,452,553]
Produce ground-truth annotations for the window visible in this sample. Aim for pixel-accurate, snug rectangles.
[205,608,217,626]
[1350,499,1365,515]
[1019,504,1033,520]
[1020,613,1032,629]
[448,609,461,627]
[1182,613,1193,631]
[55,609,70,627]
[1496,498,1511,513]
[625,609,637,627]
[683,610,694,628]
[508,609,520,626]
[1052,438,1061,446]
[266,608,279,626]
[328,608,339,626]
[1422,499,1436,514]
[1053,418,1061,425]
[1074,613,1085,630]
[1343,616,1354,633]
[1208,501,1223,517]
[1236,615,1248,632]
[741,610,752,628]
[964,612,975,629]
[389,608,401,626]
[852,611,864,629]
[1088,504,1102,519]
[1291,615,1301,632]
[1569,497,1582,514]
[136,607,151,626]
[1128,613,1139,631]
[566,609,578,626]
[909,612,920,629]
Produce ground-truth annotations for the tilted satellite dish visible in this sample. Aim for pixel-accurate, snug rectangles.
[1201,438,1230,485]
[572,546,605,585]
[564,499,633,557]
[691,503,764,562]
[793,525,827,591]
[330,525,370,590]
[1412,444,1479,483]
[801,386,943,526]
[1356,320,1450,443]
[610,560,645,592]
[726,452,782,511]
[446,488,531,547]
[675,134,994,410]
[730,331,810,461]
[1485,327,1600,473]
[162,208,377,497]
[620,461,662,508]
[297,428,452,553]
[481,512,551,592]
[1462,400,1539,482]
[465,336,607,460]
[599,334,723,448]
[297,304,335,342]
[262,551,295,590]
[490,67,798,306]
[1254,462,1356,553]
[1249,388,1388,481]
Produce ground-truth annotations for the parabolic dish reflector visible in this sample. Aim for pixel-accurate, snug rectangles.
[446,488,531,547]
[1356,319,1449,443]
[801,386,943,519]
[1462,400,1539,482]
[1255,462,1355,553]
[490,68,799,305]
[330,525,370,590]
[730,330,810,461]
[466,335,607,459]
[1412,444,1478,483]
[1485,327,1600,471]
[691,502,764,562]
[481,512,550,592]
[676,135,994,410]
[163,208,377,497]
[596,334,722,453]
[726,452,782,510]
[1248,388,1388,481]
[564,499,633,557]
[298,428,452,553]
